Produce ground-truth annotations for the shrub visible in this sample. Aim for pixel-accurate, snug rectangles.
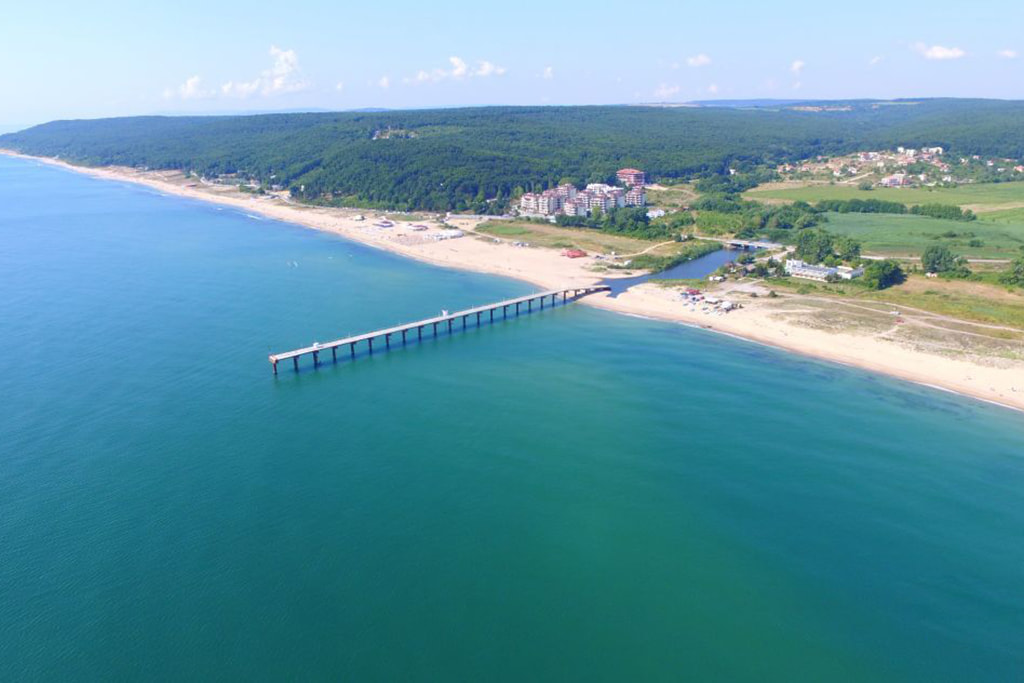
[863,259,906,290]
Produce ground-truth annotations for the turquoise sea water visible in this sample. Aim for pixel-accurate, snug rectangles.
[1,155,1023,681]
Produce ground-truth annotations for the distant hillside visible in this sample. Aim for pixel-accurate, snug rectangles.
[3,100,1023,212]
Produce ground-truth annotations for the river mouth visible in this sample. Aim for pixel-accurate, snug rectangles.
[600,248,742,297]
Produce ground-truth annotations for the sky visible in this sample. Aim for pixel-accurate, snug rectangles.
[2,0,1022,127]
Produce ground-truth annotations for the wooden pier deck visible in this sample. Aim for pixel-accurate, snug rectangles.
[269,285,610,373]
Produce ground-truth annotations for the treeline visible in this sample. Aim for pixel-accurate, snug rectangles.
[682,191,822,241]
[3,99,1024,211]
[555,207,674,240]
[814,199,975,221]
[793,229,861,263]
[815,198,907,214]
[910,204,976,221]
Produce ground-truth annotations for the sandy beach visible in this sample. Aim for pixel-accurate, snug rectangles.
[5,150,1023,413]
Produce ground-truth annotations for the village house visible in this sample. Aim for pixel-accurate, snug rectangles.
[879,173,909,188]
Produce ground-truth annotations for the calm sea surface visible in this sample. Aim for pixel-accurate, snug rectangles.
[2,156,1023,681]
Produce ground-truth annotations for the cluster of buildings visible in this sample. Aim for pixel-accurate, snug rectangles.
[784,259,864,282]
[518,168,647,217]
[782,145,1023,187]
[779,146,954,185]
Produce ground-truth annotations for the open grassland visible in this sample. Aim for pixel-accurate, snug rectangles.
[647,184,701,208]
[475,220,678,256]
[745,181,1024,214]
[822,212,1024,258]
[860,277,1024,332]
[982,206,1024,224]
[771,275,1024,333]
[383,213,432,222]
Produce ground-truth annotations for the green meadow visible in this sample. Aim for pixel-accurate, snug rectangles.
[821,212,1024,258]
[746,182,1024,213]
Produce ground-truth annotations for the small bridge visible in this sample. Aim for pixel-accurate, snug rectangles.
[722,238,781,250]
[269,285,610,373]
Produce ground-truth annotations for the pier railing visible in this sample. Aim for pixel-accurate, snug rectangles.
[269,286,610,373]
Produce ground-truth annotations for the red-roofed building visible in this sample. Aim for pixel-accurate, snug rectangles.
[616,168,646,187]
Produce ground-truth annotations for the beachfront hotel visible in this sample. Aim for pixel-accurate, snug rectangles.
[519,169,647,217]
[616,168,645,187]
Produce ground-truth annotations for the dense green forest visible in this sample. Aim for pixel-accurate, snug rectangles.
[3,100,1023,211]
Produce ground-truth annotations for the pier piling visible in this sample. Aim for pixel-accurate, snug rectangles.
[268,286,610,374]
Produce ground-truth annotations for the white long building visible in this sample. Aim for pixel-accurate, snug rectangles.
[519,179,645,217]
[785,259,864,281]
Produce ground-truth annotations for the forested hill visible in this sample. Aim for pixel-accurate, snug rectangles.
[3,100,1023,212]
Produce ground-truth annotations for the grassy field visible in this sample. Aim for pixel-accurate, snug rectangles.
[745,181,1024,214]
[770,275,1024,332]
[861,277,1024,331]
[383,213,432,222]
[822,212,1024,259]
[647,184,701,208]
[983,206,1024,224]
[475,220,679,256]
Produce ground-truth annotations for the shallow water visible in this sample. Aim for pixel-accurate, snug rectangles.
[2,156,1023,681]
[601,246,739,295]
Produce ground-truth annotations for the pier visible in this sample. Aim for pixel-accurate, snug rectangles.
[268,286,610,373]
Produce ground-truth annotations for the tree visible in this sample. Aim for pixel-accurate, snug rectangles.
[857,180,874,191]
[921,245,958,273]
[863,259,906,290]
[833,235,862,260]
[999,256,1024,286]
[794,229,834,263]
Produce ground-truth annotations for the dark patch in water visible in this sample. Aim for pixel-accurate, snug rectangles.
[601,248,740,297]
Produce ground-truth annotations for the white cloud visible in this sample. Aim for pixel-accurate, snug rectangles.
[653,83,680,99]
[790,59,805,74]
[404,57,506,85]
[335,82,345,91]
[542,66,554,80]
[410,68,446,84]
[164,75,214,100]
[792,81,802,90]
[473,60,506,77]
[449,56,469,78]
[998,49,1018,59]
[914,43,966,60]
[869,56,883,66]
[219,45,310,98]
[263,46,308,94]
[707,83,719,95]
[378,76,390,89]
[221,79,260,98]
[687,53,712,67]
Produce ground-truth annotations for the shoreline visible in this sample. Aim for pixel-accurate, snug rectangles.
[4,150,1022,414]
